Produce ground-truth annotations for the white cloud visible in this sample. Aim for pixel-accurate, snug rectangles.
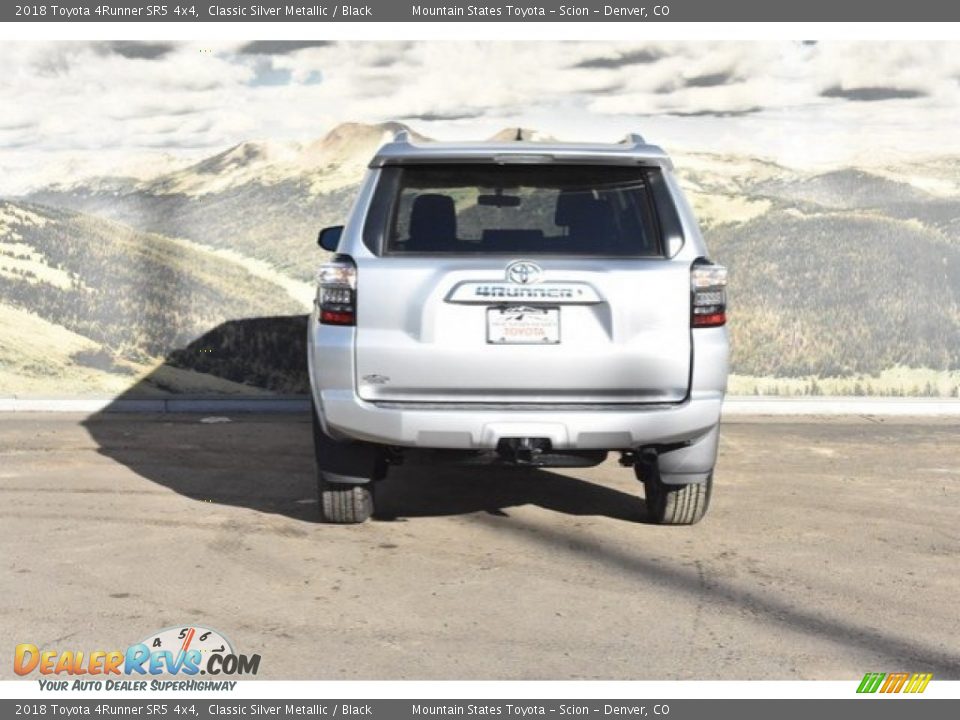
[0,40,959,193]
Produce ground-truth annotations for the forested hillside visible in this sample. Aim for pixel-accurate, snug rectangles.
[0,200,304,394]
[13,124,960,393]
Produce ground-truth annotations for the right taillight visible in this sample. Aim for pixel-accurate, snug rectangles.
[317,257,357,326]
[691,262,728,328]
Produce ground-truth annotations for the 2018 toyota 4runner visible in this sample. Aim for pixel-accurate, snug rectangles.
[308,131,728,525]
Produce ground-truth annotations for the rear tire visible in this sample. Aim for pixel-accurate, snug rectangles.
[312,399,380,523]
[318,474,374,524]
[638,463,712,525]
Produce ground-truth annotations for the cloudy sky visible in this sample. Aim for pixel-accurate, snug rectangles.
[2,41,960,192]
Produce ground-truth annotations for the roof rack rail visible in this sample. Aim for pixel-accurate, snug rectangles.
[393,129,411,143]
[622,132,646,145]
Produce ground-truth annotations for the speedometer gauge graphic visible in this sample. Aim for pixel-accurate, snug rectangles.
[140,625,234,659]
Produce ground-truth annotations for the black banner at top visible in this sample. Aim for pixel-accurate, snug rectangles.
[0,701,958,720]
[5,0,960,22]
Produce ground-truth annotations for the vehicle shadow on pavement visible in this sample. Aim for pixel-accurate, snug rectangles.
[82,409,648,523]
[81,315,647,523]
[375,466,646,523]
[82,315,317,520]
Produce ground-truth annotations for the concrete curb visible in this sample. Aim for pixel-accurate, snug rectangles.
[721,398,960,417]
[0,397,310,413]
[0,396,959,416]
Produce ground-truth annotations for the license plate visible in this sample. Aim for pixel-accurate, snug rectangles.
[487,306,560,344]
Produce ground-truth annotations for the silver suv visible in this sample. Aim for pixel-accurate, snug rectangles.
[308,132,728,525]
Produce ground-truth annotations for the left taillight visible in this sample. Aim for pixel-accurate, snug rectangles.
[316,257,357,326]
[691,261,728,328]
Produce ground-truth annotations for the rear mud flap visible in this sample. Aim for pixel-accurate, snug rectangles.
[656,425,719,484]
[313,407,386,483]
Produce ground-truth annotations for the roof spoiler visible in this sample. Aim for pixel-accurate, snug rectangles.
[391,129,647,146]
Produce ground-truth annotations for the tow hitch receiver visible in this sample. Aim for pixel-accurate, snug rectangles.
[497,437,552,464]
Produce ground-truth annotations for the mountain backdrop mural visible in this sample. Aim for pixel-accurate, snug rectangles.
[2,41,959,397]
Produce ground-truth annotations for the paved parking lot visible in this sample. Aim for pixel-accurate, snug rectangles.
[1,413,958,679]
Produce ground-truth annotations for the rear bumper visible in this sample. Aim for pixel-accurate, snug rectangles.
[315,388,723,452]
[308,313,727,480]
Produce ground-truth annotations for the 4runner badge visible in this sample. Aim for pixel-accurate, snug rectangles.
[506,260,543,285]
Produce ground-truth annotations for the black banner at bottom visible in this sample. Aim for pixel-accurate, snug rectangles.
[1,700,956,720]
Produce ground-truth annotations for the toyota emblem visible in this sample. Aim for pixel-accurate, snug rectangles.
[506,260,543,285]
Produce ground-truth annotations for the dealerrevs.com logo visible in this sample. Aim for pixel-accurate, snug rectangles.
[15,626,260,691]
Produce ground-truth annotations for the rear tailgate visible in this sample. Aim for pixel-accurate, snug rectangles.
[354,256,690,404]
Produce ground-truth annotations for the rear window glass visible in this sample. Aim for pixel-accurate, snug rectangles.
[377,164,663,256]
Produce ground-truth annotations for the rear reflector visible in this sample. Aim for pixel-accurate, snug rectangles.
[692,311,726,327]
[320,309,355,326]
[691,262,727,328]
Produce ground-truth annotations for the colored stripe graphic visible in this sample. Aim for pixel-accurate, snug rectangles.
[904,673,933,693]
[857,672,932,693]
[880,672,909,693]
[857,673,885,693]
